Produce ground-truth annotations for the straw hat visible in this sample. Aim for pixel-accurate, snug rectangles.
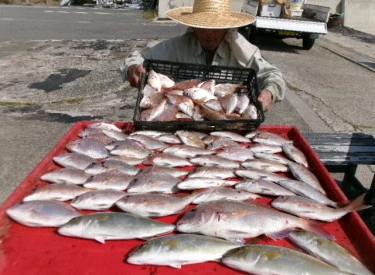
[166,0,256,29]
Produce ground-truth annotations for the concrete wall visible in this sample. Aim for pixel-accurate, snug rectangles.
[343,0,375,35]
[307,0,342,14]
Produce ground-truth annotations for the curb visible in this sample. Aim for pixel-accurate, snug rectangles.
[317,37,375,73]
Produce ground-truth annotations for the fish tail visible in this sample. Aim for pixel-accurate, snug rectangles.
[344,193,373,212]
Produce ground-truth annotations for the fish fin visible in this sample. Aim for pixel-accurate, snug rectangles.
[345,193,373,211]
[267,229,293,240]
[301,219,335,241]
[168,263,182,269]
[95,237,106,244]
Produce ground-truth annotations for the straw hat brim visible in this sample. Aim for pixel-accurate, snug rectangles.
[166,7,256,29]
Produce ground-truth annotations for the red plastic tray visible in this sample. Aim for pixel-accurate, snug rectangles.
[0,122,374,274]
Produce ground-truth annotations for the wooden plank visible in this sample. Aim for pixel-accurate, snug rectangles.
[311,145,375,153]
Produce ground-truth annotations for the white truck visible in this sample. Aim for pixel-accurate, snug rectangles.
[239,0,331,50]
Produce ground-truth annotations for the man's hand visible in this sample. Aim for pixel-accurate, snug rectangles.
[258,89,273,112]
[127,64,146,88]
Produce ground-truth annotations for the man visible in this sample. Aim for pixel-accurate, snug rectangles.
[120,0,286,112]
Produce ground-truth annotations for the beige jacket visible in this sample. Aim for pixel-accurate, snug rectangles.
[120,28,286,103]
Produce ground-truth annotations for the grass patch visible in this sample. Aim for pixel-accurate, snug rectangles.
[53,97,85,104]
[143,9,158,20]
[0,102,35,107]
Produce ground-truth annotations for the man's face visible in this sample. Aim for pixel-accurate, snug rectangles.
[193,28,228,51]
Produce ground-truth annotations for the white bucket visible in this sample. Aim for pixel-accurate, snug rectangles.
[289,0,304,10]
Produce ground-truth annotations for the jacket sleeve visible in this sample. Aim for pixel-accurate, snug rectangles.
[250,50,286,103]
[119,35,187,81]
[119,50,146,82]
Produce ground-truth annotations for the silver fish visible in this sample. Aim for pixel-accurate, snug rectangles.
[198,104,228,120]
[214,83,242,97]
[155,133,182,144]
[101,159,141,175]
[66,138,109,159]
[204,99,223,112]
[177,200,331,242]
[240,159,289,173]
[219,93,238,115]
[192,187,260,204]
[40,167,91,184]
[190,155,240,169]
[235,168,289,183]
[85,159,141,176]
[249,144,283,154]
[177,177,236,190]
[206,137,239,151]
[53,152,99,170]
[216,145,254,162]
[236,92,250,114]
[162,145,214,158]
[140,91,165,109]
[106,155,146,166]
[198,79,215,94]
[130,130,170,138]
[187,167,236,179]
[147,153,193,167]
[115,193,197,217]
[78,127,103,138]
[221,245,350,275]
[288,230,374,275]
[175,130,206,148]
[158,73,175,89]
[287,161,326,194]
[139,166,189,178]
[147,69,162,92]
[278,179,337,207]
[254,152,291,165]
[127,234,242,269]
[23,183,90,202]
[166,94,194,117]
[141,83,157,95]
[210,131,249,143]
[83,169,135,191]
[282,143,309,168]
[86,122,122,132]
[235,179,296,197]
[81,133,113,145]
[58,212,175,243]
[127,170,181,194]
[271,194,371,222]
[252,131,293,146]
[6,200,81,227]
[183,87,216,103]
[70,189,126,210]
[128,134,168,151]
[108,139,150,159]
[241,104,258,119]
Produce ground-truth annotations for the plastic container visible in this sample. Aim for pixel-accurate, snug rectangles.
[289,0,304,10]
[260,3,282,17]
[0,122,374,274]
[133,59,264,133]
[290,9,303,17]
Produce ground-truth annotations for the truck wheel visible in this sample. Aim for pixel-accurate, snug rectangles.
[302,37,315,50]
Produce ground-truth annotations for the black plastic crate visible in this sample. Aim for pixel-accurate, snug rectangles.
[133,59,265,132]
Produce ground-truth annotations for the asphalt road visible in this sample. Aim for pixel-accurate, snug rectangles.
[0,4,374,232]
[0,5,186,40]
